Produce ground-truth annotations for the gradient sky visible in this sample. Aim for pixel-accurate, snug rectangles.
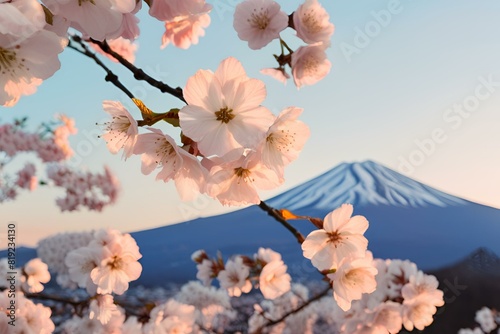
[2,0,500,246]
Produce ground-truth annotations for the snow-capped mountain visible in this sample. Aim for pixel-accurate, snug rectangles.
[128,160,500,286]
[268,160,466,210]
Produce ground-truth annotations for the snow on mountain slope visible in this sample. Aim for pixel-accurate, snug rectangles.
[268,160,467,210]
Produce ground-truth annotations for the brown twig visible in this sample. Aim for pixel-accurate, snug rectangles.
[67,36,134,99]
[89,39,186,104]
[258,201,305,244]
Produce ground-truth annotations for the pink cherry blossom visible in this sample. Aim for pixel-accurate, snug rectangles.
[43,0,125,41]
[259,260,291,299]
[162,12,211,49]
[149,0,211,22]
[0,0,46,45]
[65,246,101,294]
[206,153,283,206]
[21,258,51,293]
[133,128,206,200]
[46,164,120,212]
[233,0,289,50]
[259,107,310,173]
[90,233,142,295]
[255,247,282,264]
[302,204,369,270]
[89,294,121,325]
[293,0,334,46]
[91,37,138,64]
[101,100,138,159]
[260,67,290,84]
[291,43,331,89]
[402,301,439,331]
[218,257,252,297]
[0,30,67,107]
[180,57,275,157]
[16,163,37,191]
[328,254,378,311]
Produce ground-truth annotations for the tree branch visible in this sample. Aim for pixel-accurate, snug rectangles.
[67,36,134,99]
[258,201,305,244]
[252,285,331,334]
[89,39,187,104]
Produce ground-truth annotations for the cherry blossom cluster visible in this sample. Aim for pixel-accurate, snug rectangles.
[193,247,292,300]
[1,0,213,107]
[247,258,444,333]
[0,290,55,333]
[102,57,309,206]
[248,283,319,333]
[37,229,143,327]
[46,163,120,212]
[37,230,95,288]
[458,307,500,334]
[0,113,120,211]
[324,258,445,333]
[301,203,378,310]
[59,281,235,333]
[234,0,334,88]
[0,114,75,163]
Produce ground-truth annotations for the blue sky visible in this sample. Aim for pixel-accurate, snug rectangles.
[2,0,500,246]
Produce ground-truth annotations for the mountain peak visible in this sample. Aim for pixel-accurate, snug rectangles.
[268,160,467,210]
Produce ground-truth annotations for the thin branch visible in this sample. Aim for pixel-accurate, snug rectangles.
[67,36,134,99]
[252,285,331,334]
[89,39,187,104]
[258,201,305,244]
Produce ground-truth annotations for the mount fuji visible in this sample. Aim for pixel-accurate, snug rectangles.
[129,160,500,286]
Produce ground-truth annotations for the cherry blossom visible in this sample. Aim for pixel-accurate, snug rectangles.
[206,153,283,206]
[328,254,378,311]
[259,106,310,173]
[89,294,121,325]
[293,0,334,46]
[218,257,252,297]
[162,12,211,49]
[475,307,497,333]
[255,247,282,264]
[260,67,290,84]
[259,260,291,299]
[133,128,184,181]
[302,203,369,270]
[65,246,101,294]
[233,0,289,50]
[90,231,142,295]
[101,100,138,159]
[16,163,37,191]
[46,164,120,212]
[291,43,331,89]
[21,258,51,293]
[0,0,46,45]
[0,291,55,333]
[179,57,275,157]
[0,29,67,107]
[42,0,127,41]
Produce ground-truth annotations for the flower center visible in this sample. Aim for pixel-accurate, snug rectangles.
[327,231,342,246]
[267,130,296,152]
[302,10,323,33]
[0,47,17,72]
[215,107,235,123]
[108,255,123,270]
[303,55,320,74]
[249,9,270,30]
